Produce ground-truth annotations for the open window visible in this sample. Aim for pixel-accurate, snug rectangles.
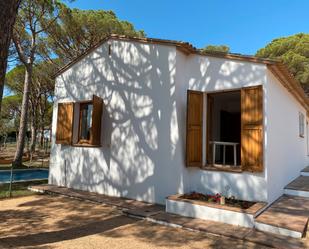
[207,91,241,167]
[299,112,305,138]
[76,95,103,146]
[306,112,309,156]
[186,86,263,173]
[78,101,93,144]
[55,95,103,147]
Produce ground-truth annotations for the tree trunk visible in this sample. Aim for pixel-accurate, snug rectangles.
[38,98,45,148]
[15,131,18,144]
[30,117,37,162]
[2,133,7,149]
[8,164,14,198]
[12,65,32,167]
[0,0,21,115]
[40,127,44,147]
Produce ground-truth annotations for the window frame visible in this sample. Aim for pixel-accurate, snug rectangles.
[202,86,263,173]
[299,112,305,138]
[77,100,94,145]
[306,120,309,156]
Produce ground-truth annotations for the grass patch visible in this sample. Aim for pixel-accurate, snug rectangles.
[0,163,49,171]
[0,180,48,199]
[0,158,49,171]
[0,164,30,171]
[0,142,50,170]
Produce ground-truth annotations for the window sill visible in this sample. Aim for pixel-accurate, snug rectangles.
[202,164,242,173]
[72,143,101,148]
[56,142,71,145]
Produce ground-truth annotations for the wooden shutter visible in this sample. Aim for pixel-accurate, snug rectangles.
[241,86,263,172]
[206,94,213,165]
[56,102,74,145]
[186,90,203,167]
[90,95,103,146]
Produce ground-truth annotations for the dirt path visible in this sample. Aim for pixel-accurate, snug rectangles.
[0,195,272,249]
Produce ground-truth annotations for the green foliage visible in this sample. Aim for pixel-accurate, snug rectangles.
[256,33,309,87]
[5,62,54,133]
[0,95,22,136]
[12,0,64,62]
[6,1,146,143]
[45,8,145,62]
[201,45,230,53]
[6,62,55,99]
[5,65,25,94]
[1,95,22,119]
[0,180,48,199]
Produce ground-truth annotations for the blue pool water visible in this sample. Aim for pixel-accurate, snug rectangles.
[0,169,49,183]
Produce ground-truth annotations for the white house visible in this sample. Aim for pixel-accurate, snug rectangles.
[49,34,309,206]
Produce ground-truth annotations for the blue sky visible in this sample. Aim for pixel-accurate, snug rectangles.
[5,0,308,97]
[68,0,309,55]
[3,87,11,97]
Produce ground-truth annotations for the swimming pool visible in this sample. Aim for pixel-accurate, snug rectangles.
[0,169,49,183]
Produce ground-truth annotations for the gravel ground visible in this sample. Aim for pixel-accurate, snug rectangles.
[0,194,272,249]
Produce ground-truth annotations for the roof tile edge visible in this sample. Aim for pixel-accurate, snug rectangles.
[53,34,309,110]
[54,34,278,78]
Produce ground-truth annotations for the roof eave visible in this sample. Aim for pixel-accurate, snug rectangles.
[53,34,278,78]
[267,63,309,111]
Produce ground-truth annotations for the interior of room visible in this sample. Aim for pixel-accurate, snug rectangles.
[207,90,241,166]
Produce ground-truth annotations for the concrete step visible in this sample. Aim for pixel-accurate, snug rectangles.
[254,195,309,238]
[284,175,309,197]
[301,166,309,176]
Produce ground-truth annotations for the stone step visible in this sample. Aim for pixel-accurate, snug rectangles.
[284,175,309,197]
[254,195,309,238]
[301,166,309,176]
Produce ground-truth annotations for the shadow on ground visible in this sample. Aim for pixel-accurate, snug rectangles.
[0,195,271,249]
[0,215,135,247]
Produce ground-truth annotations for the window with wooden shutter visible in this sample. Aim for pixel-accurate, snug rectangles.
[78,101,93,143]
[56,102,74,145]
[77,95,103,146]
[241,86,263,172]
[299,112,305,138]
[206,94,213,165]
[186,90,204,167]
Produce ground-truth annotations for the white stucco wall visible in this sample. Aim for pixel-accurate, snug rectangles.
[175,51,268,202]
[50,39,185,203]
[49,38,308,205]
[265,71,309,203]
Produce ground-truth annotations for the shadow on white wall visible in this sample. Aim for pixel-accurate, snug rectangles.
[50,40,268,204]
